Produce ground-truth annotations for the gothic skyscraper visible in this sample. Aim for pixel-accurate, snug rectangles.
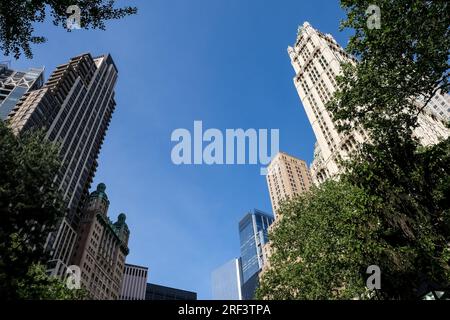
[288,22,449,184]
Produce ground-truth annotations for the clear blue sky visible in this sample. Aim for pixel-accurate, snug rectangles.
[4,0,353,299]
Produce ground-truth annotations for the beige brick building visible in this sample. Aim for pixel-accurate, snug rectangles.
[266,152,313,218]
[71,183,129,300]
[263,152,313,273]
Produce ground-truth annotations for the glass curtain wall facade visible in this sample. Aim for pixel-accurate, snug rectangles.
[211,258,243,300]
[145,283,197,300]
[0,63,44,120]
[238,209,273,299]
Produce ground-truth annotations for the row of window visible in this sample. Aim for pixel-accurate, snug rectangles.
[124,266,148,278]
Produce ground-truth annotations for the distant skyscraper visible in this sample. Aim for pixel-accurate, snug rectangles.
[7,53,118,274]
[288,22,449,184]
[262,152,314,275]
[239,209,274,299]
[211,258,243,300]
[266,152,313,218]
[120,263,148,300]
[70,183,129,300]
[0,63,44,120]
[145,283,197,300]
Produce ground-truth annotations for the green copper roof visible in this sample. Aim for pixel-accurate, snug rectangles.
[118,213,126,222]
[90,183,109,201]
[114,213,129,233]
[96,213,129,255]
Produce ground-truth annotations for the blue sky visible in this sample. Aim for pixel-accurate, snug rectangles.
[4,0,353,299]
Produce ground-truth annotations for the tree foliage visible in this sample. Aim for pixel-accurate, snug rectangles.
[0,0,137,58]
[258,0,450,300]
[328,0,449,140]
[258,140,450,300]
[0,121,66,299]
[17,263,87,300]
[257,181,378,299]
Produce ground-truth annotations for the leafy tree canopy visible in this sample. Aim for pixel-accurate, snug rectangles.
[258,180,377,299]
[257,140,450,300]
[0,0,137,58]
[17,263,87,300]
[0,121,66,299]
[328,0,449,141]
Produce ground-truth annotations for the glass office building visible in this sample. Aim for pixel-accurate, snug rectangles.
[145,283,197,300]
[211,258,243,300]
[238,209,274,299]
[0,63,44,120]
[241,272,260,300]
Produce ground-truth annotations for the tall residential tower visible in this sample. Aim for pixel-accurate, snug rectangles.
[7,53,119,274]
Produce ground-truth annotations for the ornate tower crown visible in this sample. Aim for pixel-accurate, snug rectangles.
[297,21,311,38]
